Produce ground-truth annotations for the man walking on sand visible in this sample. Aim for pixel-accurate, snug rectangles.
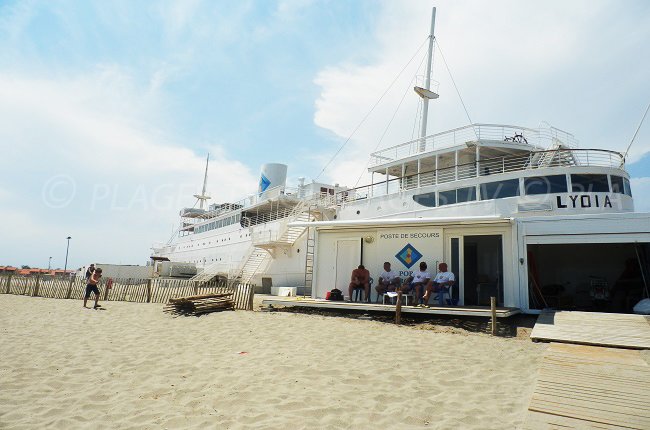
[83,267,102,309]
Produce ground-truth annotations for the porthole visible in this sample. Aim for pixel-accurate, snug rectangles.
[356,210,360,215]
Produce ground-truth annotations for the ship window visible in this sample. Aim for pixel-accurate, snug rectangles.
[610,176,625,194]
[524,175,567,195]
[412,192,436,207]
[623,177,632,197]
[457,186,477,203]
[571,174,609,192]
[480,179,520,200]
[438,190,456,206]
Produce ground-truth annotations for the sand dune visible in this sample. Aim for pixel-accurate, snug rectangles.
[0,295,544,429]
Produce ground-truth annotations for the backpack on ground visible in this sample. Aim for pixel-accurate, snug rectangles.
[328,288,344,301]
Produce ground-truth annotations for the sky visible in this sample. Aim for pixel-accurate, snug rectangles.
[0,0,648,269]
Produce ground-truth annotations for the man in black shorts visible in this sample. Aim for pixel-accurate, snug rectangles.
[84,267,102,309]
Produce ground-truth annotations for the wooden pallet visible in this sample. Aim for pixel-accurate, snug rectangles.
[524,343,650,429]
[531,311,650,349]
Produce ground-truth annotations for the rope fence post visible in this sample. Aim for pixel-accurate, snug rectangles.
[5,274,12,294]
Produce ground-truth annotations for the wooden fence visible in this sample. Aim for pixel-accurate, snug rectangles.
[0,275,254,311]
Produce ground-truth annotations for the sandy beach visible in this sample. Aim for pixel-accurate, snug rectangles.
[0,294,545,429]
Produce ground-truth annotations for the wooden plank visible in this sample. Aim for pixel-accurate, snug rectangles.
[531,311,650,349]
[260,297,520,317]
[525,343,650,430]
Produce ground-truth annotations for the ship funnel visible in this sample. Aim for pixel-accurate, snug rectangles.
[258,163,288,194]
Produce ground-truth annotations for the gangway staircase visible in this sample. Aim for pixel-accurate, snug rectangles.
[532,143,578,168]
[190,260,225,284]
[227,200,325,289]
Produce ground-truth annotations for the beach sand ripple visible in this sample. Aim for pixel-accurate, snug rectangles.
[0,295,544,429]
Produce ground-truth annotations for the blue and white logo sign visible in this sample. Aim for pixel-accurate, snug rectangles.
[395,243,422,269]
[258,173,271,192]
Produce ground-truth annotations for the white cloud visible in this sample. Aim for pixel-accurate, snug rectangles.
[313,0,650,185]
[631,177,650,213]
[0,70,257,267]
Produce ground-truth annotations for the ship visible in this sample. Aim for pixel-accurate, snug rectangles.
[152,7,649,313]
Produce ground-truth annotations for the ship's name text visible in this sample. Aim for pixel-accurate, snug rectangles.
[556,194,612,209]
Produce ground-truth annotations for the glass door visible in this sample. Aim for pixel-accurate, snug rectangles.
[447,236,463,305]
[463,235,503,306]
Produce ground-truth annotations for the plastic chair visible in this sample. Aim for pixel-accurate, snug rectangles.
[353,277,373,302]
[381,290,414,306]
[434,285,453,306]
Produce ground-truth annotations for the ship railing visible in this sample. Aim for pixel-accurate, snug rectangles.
[342,148,624,203]
[184,185,300,221]
[251,229,283,245]
[369,123,579,168]
[182,184,338,227]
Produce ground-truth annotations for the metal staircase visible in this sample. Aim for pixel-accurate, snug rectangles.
[190,260,224,283]
[228,200,321,288]
[275,210,313,245]
[227,248,269,287]
[535,143,578,168]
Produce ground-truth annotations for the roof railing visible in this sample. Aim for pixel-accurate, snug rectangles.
[369,123,579,168]
[343,148,624,204]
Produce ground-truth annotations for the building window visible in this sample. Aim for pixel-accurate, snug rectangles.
[524,175,568,195]
[480,179,520,200]
[571,174,609,192]
[438,190,456,206]
[610,175,625,194]
[413,192,436,207]
[623,177,632,197]
[457,186,477,203]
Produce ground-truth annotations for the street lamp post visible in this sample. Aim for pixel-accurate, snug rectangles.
[48,256,52,270]
[64,236,71,273]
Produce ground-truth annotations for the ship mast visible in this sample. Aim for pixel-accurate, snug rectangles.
[193,153,211,209]
[415,7,438,151]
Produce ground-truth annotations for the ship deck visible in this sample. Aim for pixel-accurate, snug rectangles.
[260,297,520,318]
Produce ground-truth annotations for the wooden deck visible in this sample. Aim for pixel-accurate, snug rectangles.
[531,311,650,349]
[260,297,520,318]
[524,343,650,429]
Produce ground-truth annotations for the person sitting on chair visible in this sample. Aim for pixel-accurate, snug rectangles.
[349,264,370,302]
[423,263,456,306]
[401,261,430,305]
[376,262,401,299]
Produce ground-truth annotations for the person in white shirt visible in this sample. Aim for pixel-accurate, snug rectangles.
[375,262,401,296]
[423,262,456,306]
[401,261,431,304]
